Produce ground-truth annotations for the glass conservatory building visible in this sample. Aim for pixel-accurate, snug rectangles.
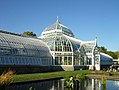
[39,19,101,70]
[0,30,52,73]
[0,19,113,73]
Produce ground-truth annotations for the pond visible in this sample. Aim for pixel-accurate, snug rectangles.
[5,78,119,90]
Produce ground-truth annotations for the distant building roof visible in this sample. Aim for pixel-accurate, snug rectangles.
[0,29,21,36]
[100,52,113,59]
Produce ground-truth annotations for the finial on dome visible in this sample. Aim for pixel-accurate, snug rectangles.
[56,16,59,22]
[95,35,97,41]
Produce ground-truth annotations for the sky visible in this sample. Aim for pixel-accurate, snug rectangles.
[0,0,119,51]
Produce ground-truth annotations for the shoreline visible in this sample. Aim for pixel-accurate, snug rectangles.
[8,70,119,85]
[10,77,63,85]
[86,75,119,80]
[10,75,119,85]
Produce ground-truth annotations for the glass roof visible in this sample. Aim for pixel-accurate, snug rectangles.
[82,41,96,53]
[41,34,81,52]
[41,20,74,37]
[0,30,51,57]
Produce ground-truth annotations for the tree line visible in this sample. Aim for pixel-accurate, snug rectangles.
[98,46,119,59]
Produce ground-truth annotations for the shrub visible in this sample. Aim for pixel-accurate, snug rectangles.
[76,74,86,82]
[0,70,14,85]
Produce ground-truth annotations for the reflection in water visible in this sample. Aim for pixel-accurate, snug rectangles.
[6,80,64,90]
[5,78,119,90]
[106,80,119,90]
[114,80,119,86]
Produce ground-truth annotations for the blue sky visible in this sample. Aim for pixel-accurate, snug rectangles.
[0,0,119,51]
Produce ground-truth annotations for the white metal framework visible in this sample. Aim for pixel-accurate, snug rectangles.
[0,30,52,66]
[0,19,113,70]
[39,19,100,68]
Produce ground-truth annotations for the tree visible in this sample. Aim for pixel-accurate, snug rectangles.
[115,51,119,59]
[107,51,118,59]
[98,46,107,53]
[21,31,37,37]
[98,46,118,59]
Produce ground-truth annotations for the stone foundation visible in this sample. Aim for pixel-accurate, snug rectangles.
[89,66,95,70]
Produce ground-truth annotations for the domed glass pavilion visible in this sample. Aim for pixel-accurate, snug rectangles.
[39,18,100,70]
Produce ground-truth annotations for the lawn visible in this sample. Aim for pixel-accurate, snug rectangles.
[12,70,91,83]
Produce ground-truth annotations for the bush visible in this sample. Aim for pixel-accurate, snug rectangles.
[0,70,14,89]
[76,74,86,82]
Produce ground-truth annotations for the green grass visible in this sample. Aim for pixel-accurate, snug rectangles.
[12,70,91,83]
[4,70,119,83]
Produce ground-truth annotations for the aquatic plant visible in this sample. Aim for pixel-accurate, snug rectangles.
[76,74,86,82]
[102,76,106,85]
[29,87,33,90]
[64,77,74,88]
[64,74,86,89]
[102,84,106,90]
[102,76,106,90]
[29,87,35,90]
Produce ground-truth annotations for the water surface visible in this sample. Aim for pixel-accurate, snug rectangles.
[6,78,119,90]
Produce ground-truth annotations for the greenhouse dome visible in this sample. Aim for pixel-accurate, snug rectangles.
[39,20,88,66]
[41,19,74,37]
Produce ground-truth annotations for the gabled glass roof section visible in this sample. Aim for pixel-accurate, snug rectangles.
[0,30,52,57]
[41,19,74,37]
